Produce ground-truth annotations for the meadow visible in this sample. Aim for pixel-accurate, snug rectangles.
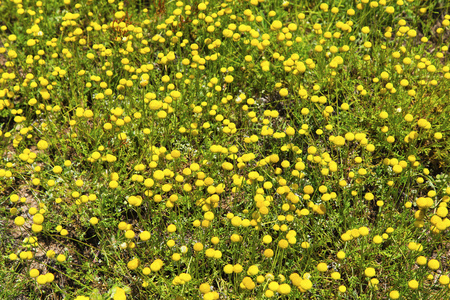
[1,0,450,299]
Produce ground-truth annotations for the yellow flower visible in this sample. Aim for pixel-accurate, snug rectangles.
[279,88,288,97]
[364,267,376,277]
[223,264,234,274]
[333,136,345,146]
[408,279,419,289]
[278,239,289,249]
[385,6,395,14]
[231,216,242,226]
[364,193,374,201]
[36,275,47,285]
[14,216,25,226]
[242,276,255,290]
[439,275,450,285]
[230,234,242,242]
[434,132,443,139]
[125,230,135,239]
[389,290,400,299]
[303,185,314,194]
[30,268,40,278]
[260,235,272,245]
[193,242,204,252]
[113,287,127,300]
[150,259,163,272]
[278,283,291,295]
[317,262,328,272]
[268,281,279,291]
[37,140,49,150]
[393,165,403,174]
[404,114,414,122]
[427,259,440,270]
[271,20,282,30]
[300,279,312,290]
[199,283,210,294]
[167,224,177,233]
[373,235,383,244]
[247,265,259,276]
[109,181,119,189]
[198,2,207,10]
[56,254,66,262]
[45,273,55,283]
[331,272,341,280]
[233,264,243,273]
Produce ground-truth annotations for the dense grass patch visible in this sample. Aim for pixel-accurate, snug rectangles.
[1,0,450,299]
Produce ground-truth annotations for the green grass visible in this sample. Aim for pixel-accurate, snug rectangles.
[1,0,450,299]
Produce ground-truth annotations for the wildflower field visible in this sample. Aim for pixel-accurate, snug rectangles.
[1,0,450,298]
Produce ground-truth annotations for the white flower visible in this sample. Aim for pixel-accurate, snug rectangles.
[265,273,275,281]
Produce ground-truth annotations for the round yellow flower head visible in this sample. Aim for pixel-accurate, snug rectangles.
[271,20,283,30]
[408,279,419,289]
[303,185,314,195]
[279,88,288,97]
[439,275,450,285]
[233,264,243,273]
[416,256,427,265]
[45,272,55,283]
[37,140,49,150]
[404,114,414,122]
[364,267,376,277]
[125,230,135,239]
[56,254,66,262]
[223,264,233,274]
[167,224,177,233]
[30,268,40,278]
[331,272,341,280]
[427,259,440,270]
[278,239,289,249]
[333,136,345,146]
[278,283,291,295]
[247,265,259,276]
[198,2,207,10]
[263,235,272,244]
[193,242,204,252]
[199,283,210,294]
[358,227,369,236]
[150,259,163,272]
[389,290,400,299]
[33,213,44,225]
[300,279,313,290]
[317,262,328,272]
[14,216,25,226]
[373,235,383,244]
